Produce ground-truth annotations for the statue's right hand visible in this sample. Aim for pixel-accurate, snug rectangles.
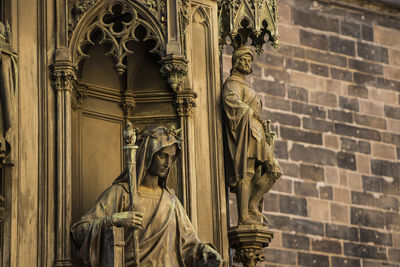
[111,211,143,230]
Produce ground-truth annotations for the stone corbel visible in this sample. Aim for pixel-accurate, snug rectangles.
[121,90,136,119]
[228,225,274,267]
[51,62,76,92]
[160,54,188,92]
[176,90,197,116]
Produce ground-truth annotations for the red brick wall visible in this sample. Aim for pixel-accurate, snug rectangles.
[223,0,400,266]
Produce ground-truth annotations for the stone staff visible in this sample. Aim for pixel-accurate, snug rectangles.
[123,120,140,267]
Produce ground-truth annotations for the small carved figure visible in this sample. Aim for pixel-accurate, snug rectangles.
[72,126,223,266]
[223,46,282,225]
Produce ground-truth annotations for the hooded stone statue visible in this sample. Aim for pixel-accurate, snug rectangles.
[72,126,222,267]
[223,46,282,225]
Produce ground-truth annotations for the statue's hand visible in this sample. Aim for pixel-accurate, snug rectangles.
[201,244,223,266]
[111,211,143,230]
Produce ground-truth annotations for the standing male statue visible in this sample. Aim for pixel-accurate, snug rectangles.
[72,126,223,266]
[223,46,282,226]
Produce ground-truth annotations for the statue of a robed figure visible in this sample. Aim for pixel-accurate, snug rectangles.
[223,46,282,226]
[72,125,223,267]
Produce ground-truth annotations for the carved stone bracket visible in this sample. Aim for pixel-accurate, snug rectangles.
[228,225,273,267]
[121,90,136,118]
[159,54,188,92]
[74,83,89,107]
[218,0,279,54]
[51,62,77,92]
[176,90,197,116]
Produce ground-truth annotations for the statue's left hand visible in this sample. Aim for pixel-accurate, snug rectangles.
[201,244,223,266]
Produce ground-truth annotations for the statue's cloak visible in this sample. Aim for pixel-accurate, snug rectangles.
[223,73,282,191]
[71,183,201,267]
[71,126,201,267]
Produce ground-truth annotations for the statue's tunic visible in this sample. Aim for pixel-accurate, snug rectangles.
[71,182,200,267]
[223,73,282,190]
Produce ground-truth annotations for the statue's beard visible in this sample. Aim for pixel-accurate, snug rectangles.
[234,65,252,75]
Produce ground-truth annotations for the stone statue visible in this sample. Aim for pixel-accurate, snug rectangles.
[72,126,223,266]
[223,46,282,226]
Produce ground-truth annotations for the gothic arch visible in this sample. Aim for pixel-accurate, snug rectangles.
[69,0,167,75]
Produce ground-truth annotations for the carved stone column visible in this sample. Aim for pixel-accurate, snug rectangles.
[160,54,198,222]
[51,60,76,267]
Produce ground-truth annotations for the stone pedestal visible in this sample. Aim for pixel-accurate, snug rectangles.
[228,225,273,267]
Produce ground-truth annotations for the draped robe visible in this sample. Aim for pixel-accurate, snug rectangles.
[223,73,282,191]
[71,182,201,267]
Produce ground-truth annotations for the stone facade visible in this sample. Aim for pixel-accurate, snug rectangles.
[223,0,400,266]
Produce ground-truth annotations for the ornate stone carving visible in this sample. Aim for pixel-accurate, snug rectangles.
[121,90,136,117]
[218,0,279,54]
[176,91,197,116]
[223,46,281,227]
[228,225,273,267]
[69,0,167,41]
[51,63,77,92]
[71,1,166,75]
[74,84,89,107]
[159,54,188,92]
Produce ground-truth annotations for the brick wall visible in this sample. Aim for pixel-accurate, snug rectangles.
[223,0,400,266]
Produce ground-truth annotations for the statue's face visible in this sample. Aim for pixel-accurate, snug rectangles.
[148,144,177,178]
[235,54,253,75]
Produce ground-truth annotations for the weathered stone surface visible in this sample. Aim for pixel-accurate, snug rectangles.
[285,58,309,72]
[337,151,357,170]
[279,161,299,177]
[335,123,381,141]
[292,9,339,32]
[264,193,280,212]
[349,59,383,75]
[300,30,329,50]
[385,105,400,120]
[360,228,392,246]
[344,242,386,260]
[274,140,288,159]
[292,102,326,118]
[362,25,374,41]
[326,223,359,241]
[298,252,329,267]
[330,36,355,56]
[290,144,336,165]
[305,49,347,67]
[331,68,353,82]
[282,233,310,250]
[329,110,353,123]
[348,85,369,98]
[310,63,329,77]
[357,42,389,63]
[341,21,361,38]
[253,79,286,97]
[339,96,359,111]
[267,214,292,231]
[294,181,318,197]
[351,207,385,228]
[279,195,307,216]
[312,239,342,254]
[299,164,324,181]
[319,186,333,200]
[263,248,297,265]
[332,256,361,267]
[303,117,334,132]
[288,86,308,102]
[280,126,323,145]
[293,218,324,236]
[262,110,301,127]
